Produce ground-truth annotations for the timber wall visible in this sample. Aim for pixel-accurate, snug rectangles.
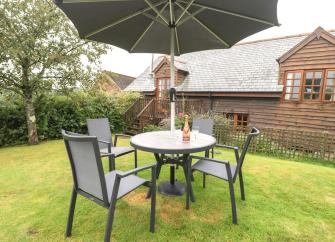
[183,96,335,134]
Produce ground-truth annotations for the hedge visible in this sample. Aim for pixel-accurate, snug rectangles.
[0,92,139,146]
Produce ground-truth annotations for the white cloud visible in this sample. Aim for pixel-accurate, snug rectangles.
[100,0,335,77]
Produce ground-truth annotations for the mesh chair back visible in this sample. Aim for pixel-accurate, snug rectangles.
[192,119,214,136]
[62,130,108,203]
[235,127,260,179]
[87,118,113,150]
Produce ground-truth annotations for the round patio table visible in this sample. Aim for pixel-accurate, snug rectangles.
[130,131,216,198]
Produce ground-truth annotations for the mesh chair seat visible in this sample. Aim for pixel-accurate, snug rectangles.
[192,159,236,181]
[105,171,147,200]
[87,118,137,171]
[100,146,135,157]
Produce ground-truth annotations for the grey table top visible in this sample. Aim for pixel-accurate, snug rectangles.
[130,130,216,154]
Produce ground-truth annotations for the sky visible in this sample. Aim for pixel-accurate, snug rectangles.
[100,0,335,77]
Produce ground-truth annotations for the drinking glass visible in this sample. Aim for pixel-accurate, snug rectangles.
[192,125,200,141]
[175,130,182,143]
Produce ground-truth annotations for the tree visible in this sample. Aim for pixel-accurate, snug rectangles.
[0,0,109,144]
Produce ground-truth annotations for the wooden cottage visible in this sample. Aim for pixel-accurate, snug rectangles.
[95,71,135,93]
[125,27,335,134]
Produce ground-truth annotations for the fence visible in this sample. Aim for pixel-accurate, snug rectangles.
[214,125,335,162]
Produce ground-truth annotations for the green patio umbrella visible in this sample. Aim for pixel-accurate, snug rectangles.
[54,0,279,132]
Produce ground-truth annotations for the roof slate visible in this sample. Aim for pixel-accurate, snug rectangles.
[104,71,135,90]
[125,31,335,93]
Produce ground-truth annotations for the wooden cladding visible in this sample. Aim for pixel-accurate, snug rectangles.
[279,31,335,87]
[210,97,335,134]
[154,57,187,100]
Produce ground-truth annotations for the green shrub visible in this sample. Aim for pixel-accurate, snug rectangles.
[0,92,136,146]
[0,97,27,146]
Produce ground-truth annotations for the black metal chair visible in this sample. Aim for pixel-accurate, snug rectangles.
[190,127,260,224]
[87,118,137,172]
[192,118,215,158]
[62,130,156,242]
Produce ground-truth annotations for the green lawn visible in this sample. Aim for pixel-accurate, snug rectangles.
[1,139,335,242]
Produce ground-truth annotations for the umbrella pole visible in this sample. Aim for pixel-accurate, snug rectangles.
[170,27,175,133]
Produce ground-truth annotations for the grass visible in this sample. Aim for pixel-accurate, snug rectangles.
[1,139,335,242]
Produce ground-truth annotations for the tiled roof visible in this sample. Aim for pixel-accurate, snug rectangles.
[125,31,335,93]
[104,71,135,90]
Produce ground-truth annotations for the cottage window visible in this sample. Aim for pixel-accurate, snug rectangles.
[225,113,249,129]
[283,69,335,102]
[284,71,302,100]
[303,71,323,101]
[158,79,170,99]
[325,70,335,101]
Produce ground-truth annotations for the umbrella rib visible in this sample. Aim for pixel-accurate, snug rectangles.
[172,3,180,55]
[169,0,174,23]
[144,0,169,25]
[177,7,206,26]
[175,27,181,55]
[177,0,278,27]
[84,0,166,38]
[130,3,169,52]
[175,0,195,25]
[142,12,166,26]
[175,2,230,48]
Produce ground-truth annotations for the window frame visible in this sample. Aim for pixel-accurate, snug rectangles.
[283,69,335,102]
[283,70,303,101]
[324,69,335,102]
[224,112,249,130]
[157,78,170,99]
[302,70,324,102]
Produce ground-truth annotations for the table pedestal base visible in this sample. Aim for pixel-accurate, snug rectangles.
[158,181,186,196]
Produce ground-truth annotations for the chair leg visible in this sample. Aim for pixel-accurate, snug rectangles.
[186,158,191,209]
[239,171,245,201]
[66,188,77,237]
[134,150,138,175]
[104,199,117,242]
[228,179,238,224]
[203,173,206,188]
[134,150,138,169]
[150,167,156,233]
[109,155,115,172]
[104,177,120,242]
[146,186,152,199]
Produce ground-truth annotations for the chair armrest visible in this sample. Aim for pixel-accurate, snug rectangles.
[98,140,112,155]
[114,134,132,146]
[215,144,240,162]
[216,144,238,150]
[98,139,112,145]
[190,156,234,181]
[116,164,156,178]
[189,155,230,166]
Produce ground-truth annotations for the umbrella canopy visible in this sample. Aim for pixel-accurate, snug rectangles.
[54,0,279,131]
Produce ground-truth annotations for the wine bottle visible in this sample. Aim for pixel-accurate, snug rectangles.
[182,115,190,142]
